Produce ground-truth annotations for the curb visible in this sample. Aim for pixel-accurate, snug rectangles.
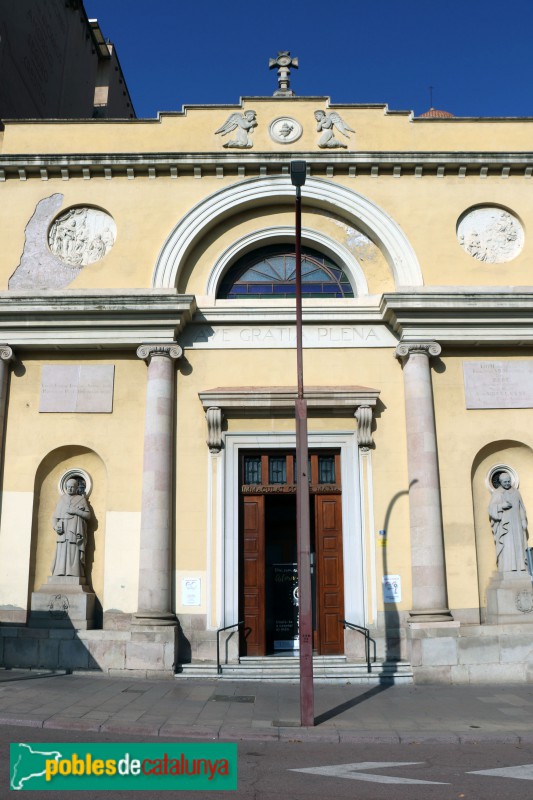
[0,715,529,744]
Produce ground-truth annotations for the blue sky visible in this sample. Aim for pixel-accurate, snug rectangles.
[86,0,533,119]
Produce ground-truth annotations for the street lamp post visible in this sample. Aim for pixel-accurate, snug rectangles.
[290,160,314,727]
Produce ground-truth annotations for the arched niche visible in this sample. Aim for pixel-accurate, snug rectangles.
[29,446,107,626]
[153,176,423,291]
[471,439,533,620]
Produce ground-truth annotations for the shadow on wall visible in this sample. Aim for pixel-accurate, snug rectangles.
[0,613,177,675]
[471,439,533,620]
[0,612,103,674]
[379,483,414,669]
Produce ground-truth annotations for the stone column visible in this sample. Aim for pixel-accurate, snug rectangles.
[134,344,182,626]
[395,342,452,622]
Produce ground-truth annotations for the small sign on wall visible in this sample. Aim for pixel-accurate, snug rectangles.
[382,575,402,603]
[377,529,387,548]
[181,578,201,607]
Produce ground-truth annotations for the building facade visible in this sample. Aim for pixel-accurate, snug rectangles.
[0,72,532,682]
[0,0,135,122]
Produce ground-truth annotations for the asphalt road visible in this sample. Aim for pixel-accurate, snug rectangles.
[2,724,533,799]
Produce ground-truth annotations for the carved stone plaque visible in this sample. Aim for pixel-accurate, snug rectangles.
[40,365,115,413]
[457,207,523,263]
[48,207,116,266]
[180,324,397,349]
[463,361,533,409]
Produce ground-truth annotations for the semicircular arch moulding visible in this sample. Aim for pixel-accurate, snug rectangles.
[152,176,423,290]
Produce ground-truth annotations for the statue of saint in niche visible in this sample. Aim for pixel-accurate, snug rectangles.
[488,471,529,573]
[51,478,91,578]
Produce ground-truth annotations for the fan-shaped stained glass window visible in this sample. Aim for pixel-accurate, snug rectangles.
[218,245,354,299]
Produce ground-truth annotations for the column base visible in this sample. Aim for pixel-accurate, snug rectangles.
[126,620,178,674]
[132,610,177,628]
[409,608,454,624]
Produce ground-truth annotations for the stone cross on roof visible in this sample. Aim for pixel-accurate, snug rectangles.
[269,51,298,97]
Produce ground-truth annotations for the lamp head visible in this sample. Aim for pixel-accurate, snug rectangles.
[290,160,307,187]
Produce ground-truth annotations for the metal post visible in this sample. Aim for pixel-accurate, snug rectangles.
[291,161,314,727]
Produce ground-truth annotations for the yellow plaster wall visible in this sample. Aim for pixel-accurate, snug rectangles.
[104,511,140,613]
[0,177,240,290]
[4,100,533,626]
[179,204,391,296]
[1,353,146,613]
[175,345,412,613]
[0,492,34,613]
[434,351,533,616]
[3,101,533,154]
[332,175,533,288]
[3,354,144,503]
[2,171,532,294]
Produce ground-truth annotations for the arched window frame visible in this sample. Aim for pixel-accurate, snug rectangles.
[218,244,355,300]
[206,227,369,302]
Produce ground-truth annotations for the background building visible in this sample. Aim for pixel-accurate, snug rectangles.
[0,0,135,122]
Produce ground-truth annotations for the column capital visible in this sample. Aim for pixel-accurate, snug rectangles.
[0,345,15,363]
[136,343,183,363]
[395,341,441,362]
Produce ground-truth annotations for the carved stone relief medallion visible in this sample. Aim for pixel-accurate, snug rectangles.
[48,594,70,618]
[48,207,117,267]
[269,117,303,144]
[457,206,524,263]
[516,590,533,613]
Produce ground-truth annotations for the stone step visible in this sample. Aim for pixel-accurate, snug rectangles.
[176,658,413,683]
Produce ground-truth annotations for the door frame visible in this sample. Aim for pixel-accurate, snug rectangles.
[220,431,365,635]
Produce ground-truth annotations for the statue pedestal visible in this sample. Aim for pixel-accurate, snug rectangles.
[29,576,96,630]
[486,570,533,624]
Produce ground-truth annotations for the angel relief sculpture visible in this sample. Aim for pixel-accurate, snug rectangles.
[314,110,354,149]
[215,110,257,148]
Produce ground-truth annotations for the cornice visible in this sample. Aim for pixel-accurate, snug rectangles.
[1,151,532,181]
[0,288,532,349]
[194,302,384,324]
[198,385,380,416]
[382,289,533,346]
[0,290,196,350]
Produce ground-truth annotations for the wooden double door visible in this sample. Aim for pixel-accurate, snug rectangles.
[240,450,345,656]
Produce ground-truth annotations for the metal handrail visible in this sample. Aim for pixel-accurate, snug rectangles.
[341,619,377,674]
[216,621,244,675]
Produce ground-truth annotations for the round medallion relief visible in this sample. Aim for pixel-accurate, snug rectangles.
[48,594,70,619]
[48,207,116,267]
[457,206,523,263]
[269,117,303,144]
[58,468,92,497]
[516,589,533,614]
[485,463,519,492]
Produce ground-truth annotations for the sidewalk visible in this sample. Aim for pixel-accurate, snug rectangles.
[1,669,532,743]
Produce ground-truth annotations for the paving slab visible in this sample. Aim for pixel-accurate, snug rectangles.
[1,670,533,743]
